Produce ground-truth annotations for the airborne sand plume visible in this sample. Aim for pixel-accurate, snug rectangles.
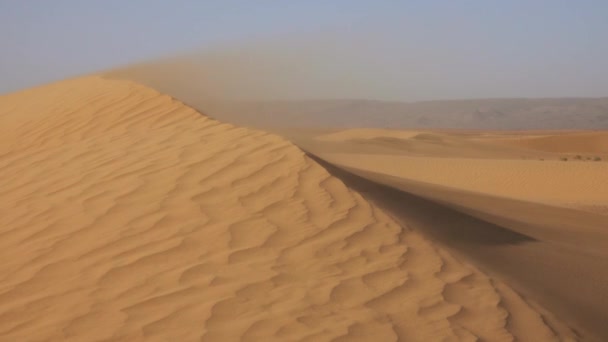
[0,77,581,341]
[107,53,608,131]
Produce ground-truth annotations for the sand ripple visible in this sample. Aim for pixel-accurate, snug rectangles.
[0,77,576,341]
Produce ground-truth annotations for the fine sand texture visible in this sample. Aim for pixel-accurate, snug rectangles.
[0,77,579,341]
[285,128,608,340]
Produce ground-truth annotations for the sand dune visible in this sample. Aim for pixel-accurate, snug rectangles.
[295,129,608,207]
[288,128,608,340]
[313,154,608,207]
[490,131,608,154]
[0,77,580,341]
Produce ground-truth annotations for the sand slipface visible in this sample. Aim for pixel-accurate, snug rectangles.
[0,77,577,341]
[296,129,608,210]
[288,128,608,340]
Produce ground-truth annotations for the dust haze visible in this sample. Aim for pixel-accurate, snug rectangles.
[2,21,608,342]
[106,34,608,130]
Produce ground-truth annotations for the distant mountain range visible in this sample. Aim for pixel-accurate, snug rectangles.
[199,98,608,130]
[107,60,608,130]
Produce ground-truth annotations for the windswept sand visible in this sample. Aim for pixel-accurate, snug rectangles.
[0,77,578,341]
[286,128,608,340]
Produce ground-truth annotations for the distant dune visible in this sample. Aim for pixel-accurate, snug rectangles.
[288,128,608,340]
[493,131,608,154]
[0,77,584,341]
[293,129,608,207]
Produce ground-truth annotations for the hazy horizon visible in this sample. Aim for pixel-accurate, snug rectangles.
[3,3,608,341]
[3,1,608,101]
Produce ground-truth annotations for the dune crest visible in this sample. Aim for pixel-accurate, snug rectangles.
[0,77,576,341]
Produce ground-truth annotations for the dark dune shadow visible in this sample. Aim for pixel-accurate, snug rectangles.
[306,153,537,246]
[306,152,608,341]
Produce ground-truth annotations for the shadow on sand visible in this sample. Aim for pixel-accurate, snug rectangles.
[307,153,537,246]
[307,152,608,341]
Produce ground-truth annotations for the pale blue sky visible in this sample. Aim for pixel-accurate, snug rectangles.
[1,1,608,99]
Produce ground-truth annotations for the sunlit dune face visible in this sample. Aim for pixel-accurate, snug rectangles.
[0,77,580,341]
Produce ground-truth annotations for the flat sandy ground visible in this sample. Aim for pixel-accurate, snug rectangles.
[283,127,608,340]
[0,77,587,341]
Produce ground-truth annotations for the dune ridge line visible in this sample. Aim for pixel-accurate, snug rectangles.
[0,76,578,341]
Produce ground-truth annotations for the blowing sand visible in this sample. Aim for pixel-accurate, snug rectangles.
[286,127,608,341]
[0,77,581,341]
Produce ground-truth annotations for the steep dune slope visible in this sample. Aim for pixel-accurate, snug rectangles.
[0,77,576,341]
[288,128,608,339]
